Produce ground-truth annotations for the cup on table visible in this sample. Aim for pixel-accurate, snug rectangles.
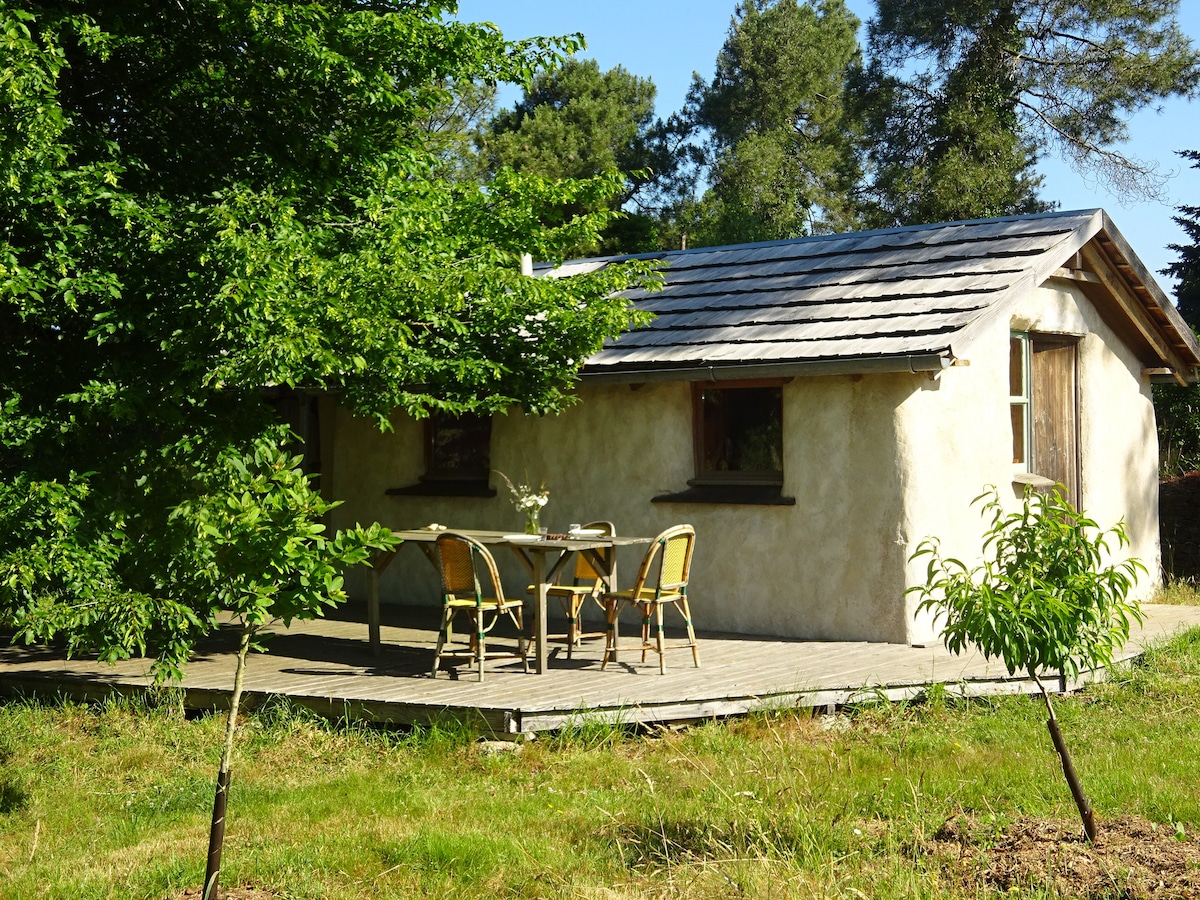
[568,523,581,534]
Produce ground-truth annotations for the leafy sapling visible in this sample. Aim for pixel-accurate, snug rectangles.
[908,486,1145,842]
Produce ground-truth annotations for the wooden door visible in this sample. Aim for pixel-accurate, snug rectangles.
[1031,338,1080,506]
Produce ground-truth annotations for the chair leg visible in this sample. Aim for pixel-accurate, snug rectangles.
[431,605,452,678]
[514,605,530,673]
[640,603,652,663]
[567,599,579,659]
[655,603,667,674]
[475,610,486,683]
[677,596,700,668]
[601,598,619,669]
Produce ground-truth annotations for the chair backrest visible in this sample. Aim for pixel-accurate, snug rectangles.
[629,524,695,598]
[435,532,505,604]
[573,520,616,581]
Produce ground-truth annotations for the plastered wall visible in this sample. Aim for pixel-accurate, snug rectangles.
[328,279,1162,645]
[899,279,1161,645]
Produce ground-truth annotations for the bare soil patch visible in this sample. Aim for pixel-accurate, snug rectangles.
[926,814,1200,898]
[176,887,279,899]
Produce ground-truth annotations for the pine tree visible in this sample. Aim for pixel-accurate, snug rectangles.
[859,0,1200,226]
[480,58,679,253]
[679,0,864,247]
[1155,150,1200,476]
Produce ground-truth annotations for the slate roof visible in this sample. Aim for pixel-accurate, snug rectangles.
[562,209,1200,383]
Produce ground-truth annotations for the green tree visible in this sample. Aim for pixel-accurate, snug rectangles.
[853,3,1050,226]
[419,76,498,184]
[1154,150,1200,476]
[910,487,1145,842]
[1165,150,1200,328]
[481,57,680,254]
[0,2,653,895]
[680,0,864,247]
[860,0,1200,225]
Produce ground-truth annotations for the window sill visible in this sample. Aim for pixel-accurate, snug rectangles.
[386,481,497,498]
[651,484,795,506]
[1012,471,1055,491]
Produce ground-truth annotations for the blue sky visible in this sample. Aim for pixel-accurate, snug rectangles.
[456,0,1200,288]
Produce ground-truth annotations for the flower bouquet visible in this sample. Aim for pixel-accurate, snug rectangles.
[495,471,549,534]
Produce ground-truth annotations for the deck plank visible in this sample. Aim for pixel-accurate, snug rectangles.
[2,604,1197,734]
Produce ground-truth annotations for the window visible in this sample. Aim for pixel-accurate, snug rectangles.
[386,410,495,497]
[653,381,793,505]
[424,411,492,482]
[694,383,784,483]
[267,388,322,484]
[1010,334,1031,468]
[1010,332,1079,504]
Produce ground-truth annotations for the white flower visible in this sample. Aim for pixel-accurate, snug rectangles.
[495,470,549,513]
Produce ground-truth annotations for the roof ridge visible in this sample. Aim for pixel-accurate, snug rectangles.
[547,209,1102,269]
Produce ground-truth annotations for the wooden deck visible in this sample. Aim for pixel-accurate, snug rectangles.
[3,603,1199,735]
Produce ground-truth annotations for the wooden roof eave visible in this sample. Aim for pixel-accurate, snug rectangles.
[942,210,1200,385]
[1092,213,1200,384]
[1075,243,1194,386]
[578,352,953,385]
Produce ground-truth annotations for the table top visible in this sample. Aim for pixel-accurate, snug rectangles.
[391,527,652,550]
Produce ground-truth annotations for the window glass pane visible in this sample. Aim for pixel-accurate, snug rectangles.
[1009,336,1025,397]
[427,412,491,479]
[700,386,783,475]
[1011,404,1026,465]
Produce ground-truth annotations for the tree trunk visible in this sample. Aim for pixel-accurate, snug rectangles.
[1034,672,1096,843]
[203,622,254,900]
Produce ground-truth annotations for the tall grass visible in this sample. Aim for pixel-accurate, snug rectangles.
[1153,577,1200,605]
[2,628,1199,899]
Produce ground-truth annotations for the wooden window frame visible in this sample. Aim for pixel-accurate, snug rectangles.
[1010,331,1081,505]
[422,410,492,484]
[690,379,785,486]
[1010,332,1032,471]
[266,388,322,483]
[387,410,497,498]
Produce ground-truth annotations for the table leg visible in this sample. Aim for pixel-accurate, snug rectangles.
[369,547,401,657]
[368,570,381,656]
[533,552,549,675]
[509,545,574,675]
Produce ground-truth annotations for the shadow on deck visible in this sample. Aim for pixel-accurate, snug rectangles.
[3,603,1199,735]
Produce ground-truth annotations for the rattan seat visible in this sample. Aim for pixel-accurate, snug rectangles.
[601,524,698,674]
[527,520,615,658]
[431,532,529,681]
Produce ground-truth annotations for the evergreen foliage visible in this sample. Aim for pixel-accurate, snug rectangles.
[678,0,864,246]
[1154,149,1200,476]
[858,0,1200,225]
[852,4,1050,226]
[1165,150,1200,328]
[481,58,681,254]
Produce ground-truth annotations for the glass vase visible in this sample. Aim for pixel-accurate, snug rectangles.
[524,508,541,535]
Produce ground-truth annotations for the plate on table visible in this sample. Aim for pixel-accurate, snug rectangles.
[568,528,605,538]
[503,534,543,543]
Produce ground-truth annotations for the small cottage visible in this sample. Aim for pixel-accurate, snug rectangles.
[322,209,1200,646]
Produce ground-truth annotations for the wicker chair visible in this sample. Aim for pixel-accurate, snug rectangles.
[431,532,529,681]
[601,524,698,674]
[533,520,615,658]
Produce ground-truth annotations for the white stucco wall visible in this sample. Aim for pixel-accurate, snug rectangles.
[328,278,1162,645]
[328,376,925,643]
[899,278,1161,645]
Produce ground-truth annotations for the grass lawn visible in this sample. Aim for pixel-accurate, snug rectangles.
[2,612,1199,898]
